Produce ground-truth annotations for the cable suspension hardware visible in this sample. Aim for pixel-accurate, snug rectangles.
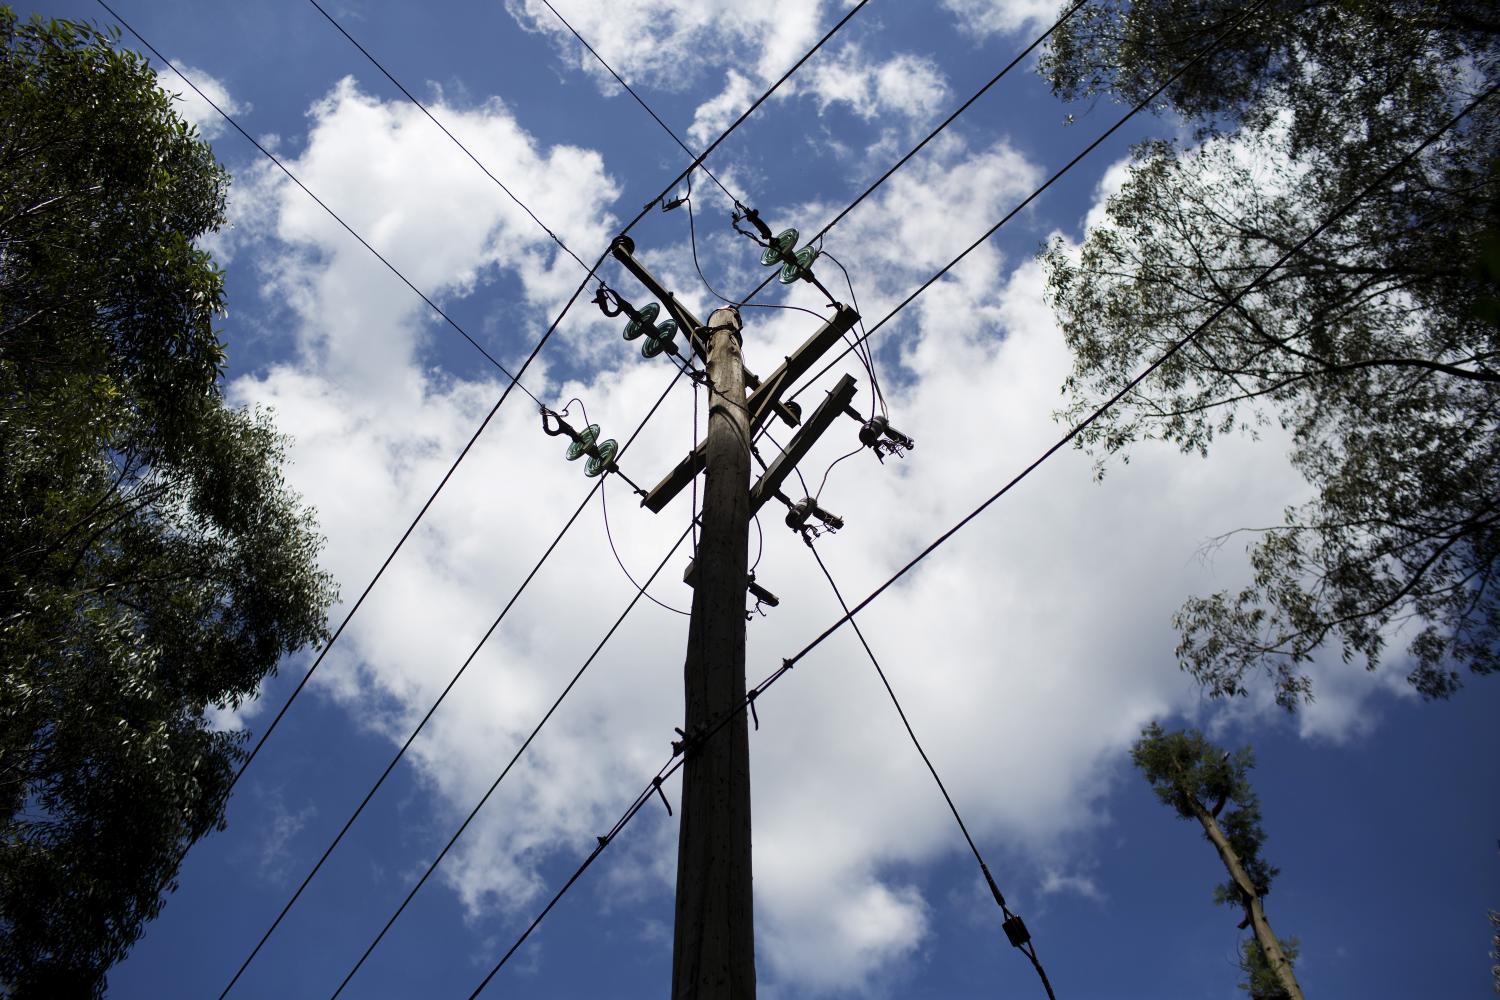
[594,286,684,360]
[541,406,619,478]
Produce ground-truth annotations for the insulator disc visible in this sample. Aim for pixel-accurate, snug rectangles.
[641,319,678,358]
[623,302,660,340]
[779,245,819,284]
[760,228,800,267]
[566,423,600,461]
[585,438,618,477]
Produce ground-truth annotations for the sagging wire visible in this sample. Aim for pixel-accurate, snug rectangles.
[599,478,690,617]
[813,442,865,504]
[822,250,887,420]
[691,350,701,555]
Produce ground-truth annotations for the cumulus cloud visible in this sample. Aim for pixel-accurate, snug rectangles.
[942,0,1062,39]
[155,61,247,139]
[803,44,950,125]
[217,70,1405,993]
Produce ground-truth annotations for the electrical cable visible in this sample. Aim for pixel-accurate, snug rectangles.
[535,0,744,210]
[735,0,1089,311]
[455,56,1500,1000]
[325,522,694,998]
[779,0,1276,411]
[781,74,1499,673]
[600,476,690,617]
[803,538,1057,999]
[821,250,885,419]
[308,0,593,275]
[95,0,546,399]
[813,443,864,504]
[108,0,840,804]
[216,362,691,998]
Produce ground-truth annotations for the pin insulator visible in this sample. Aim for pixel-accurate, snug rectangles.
[623,302,661,341]
[760,228,800,267]
[566,424,600,461]
[584,439,618,477]
[778,245,819,284]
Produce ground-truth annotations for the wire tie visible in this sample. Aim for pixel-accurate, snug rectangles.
[747,690,760,731]
[597,834,608,848]
[651,776,673,816]
[782,657,794,673]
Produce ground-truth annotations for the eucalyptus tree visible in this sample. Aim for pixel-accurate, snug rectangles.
[1041,0,1500,705]
[0,12,335,993]
[1132,724,1303,1000]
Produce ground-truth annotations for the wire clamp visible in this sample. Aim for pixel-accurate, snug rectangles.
[1001,913,1031,949]
[671,725,705,760]
[651,775,673,816]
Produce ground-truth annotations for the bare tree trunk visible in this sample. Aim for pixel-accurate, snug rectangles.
[1192,801,1305,1000]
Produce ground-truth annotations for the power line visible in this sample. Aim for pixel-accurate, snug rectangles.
[781,76,1499,675]
[326,522,694,998]
[96,0,547,399]
[803,539,1057,999]
[600,475,690,617]
[104,0,843,803]
[307,0,593,274]
[455,62,1499,1000]
[217,363,691,998]
[781,0,1273,409]
[735,0,1089,311]
[535,0,743,210]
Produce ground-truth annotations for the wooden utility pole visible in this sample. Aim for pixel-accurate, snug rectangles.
[671,306,756,999]
[608,234,858,998]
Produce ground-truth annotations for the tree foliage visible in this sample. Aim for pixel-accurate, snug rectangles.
[0,12,335,994]
[1041,0,1500,705]
[1130,723,1277,905]
[1238,935,1300,1000]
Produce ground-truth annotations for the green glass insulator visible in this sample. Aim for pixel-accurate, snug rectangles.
[585,438,618,477]
[760,228,800,267]
[641,319,678,358]
[623,302,660,341]
[566,423,600,461]
[779,245,819,284]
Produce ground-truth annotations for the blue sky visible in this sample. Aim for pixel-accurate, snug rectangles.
[32,0,1499,996]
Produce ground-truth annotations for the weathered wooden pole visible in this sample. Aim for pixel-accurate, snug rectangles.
[671,306,756,999]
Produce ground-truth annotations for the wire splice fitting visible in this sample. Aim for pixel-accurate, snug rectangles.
[1002,913,1031,949]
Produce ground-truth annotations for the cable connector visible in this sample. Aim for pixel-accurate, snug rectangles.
[1001,913,1031,949]
[844,411,914,462]
[785,497,844,539]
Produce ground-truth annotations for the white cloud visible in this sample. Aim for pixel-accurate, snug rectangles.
[942,0,1061,39]
[504,0,830,93]
[155,61,247,140]
[803,44,950,125]
[217,75,1408,993]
